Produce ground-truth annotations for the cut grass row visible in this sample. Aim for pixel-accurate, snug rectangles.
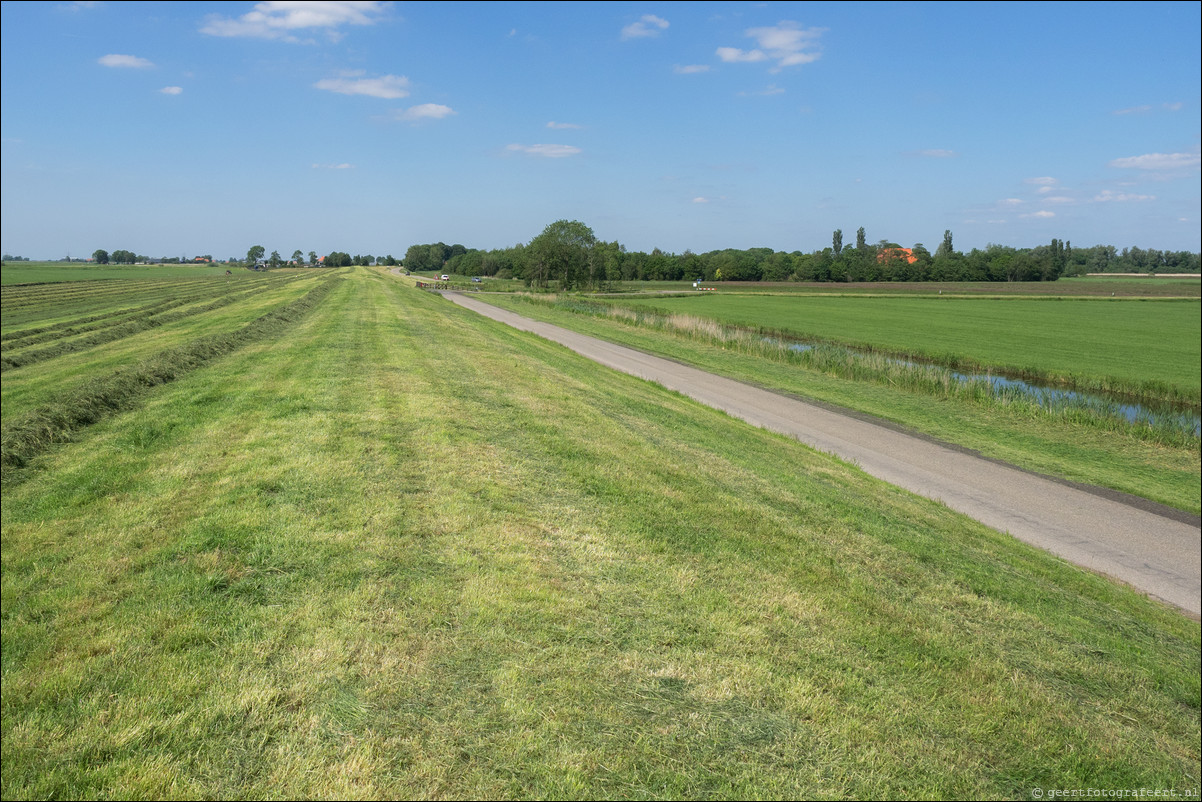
[1,274,319,371]
[1,271,339,479]
[476,292,1201,514]
[2,267,1197,798]
[2,272,335,447]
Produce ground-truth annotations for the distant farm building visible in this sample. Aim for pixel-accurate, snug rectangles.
[878,247,918,265]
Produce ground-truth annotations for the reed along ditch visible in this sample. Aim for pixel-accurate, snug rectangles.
[771,337,1201,438]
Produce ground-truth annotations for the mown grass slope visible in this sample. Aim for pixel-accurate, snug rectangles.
[2,269,1198,799]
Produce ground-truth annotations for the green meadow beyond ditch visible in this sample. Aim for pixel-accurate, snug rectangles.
[1,267,1198,799]
[617,292,1201,403]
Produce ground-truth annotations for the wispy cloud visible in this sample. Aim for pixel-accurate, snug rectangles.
[200,0,389,42]
[312,163,354,169]
[315,71,409,99]
[1108,151,1201,171]
[998,198,1023,207]
[1113,101,1184,115]
[1020,210,1056,219]
[395,103,455,122]
[98,53,154,68]
[621,14,669,40]
[718,21,824,72]
[1094,190,1156,202]
[506,143,581,158]
[1024,176,1057,186]
[673,64,710,75]
[547,121,583,130]
[158,86,183,95]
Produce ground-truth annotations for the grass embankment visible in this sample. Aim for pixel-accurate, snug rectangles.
[476,293,1201,514]
[2,268,1198,798]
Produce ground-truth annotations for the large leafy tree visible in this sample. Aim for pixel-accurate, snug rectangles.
[526,219,597,289]
[92,249,109,264]
[246,245,265,265]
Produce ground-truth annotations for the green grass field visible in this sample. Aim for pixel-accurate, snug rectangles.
[2,268,1199,798]
[611,294,1201,402]
[1,261,241,285]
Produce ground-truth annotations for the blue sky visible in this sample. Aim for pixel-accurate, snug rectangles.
[2,1,1199,260]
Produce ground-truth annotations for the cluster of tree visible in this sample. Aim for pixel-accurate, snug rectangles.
[240,246,397,269]
[404,223,1200,286]
[2,254,32,262]
[1061,245,1200,275]
[91,249,143,264]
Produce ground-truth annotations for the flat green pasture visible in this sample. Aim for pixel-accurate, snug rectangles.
[1,269,1198,798]
[1,261,238,285]
[617,294,1201,397]
[606,276,1201,298]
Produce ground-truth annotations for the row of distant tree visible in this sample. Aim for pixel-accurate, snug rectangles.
[403,223,1202,287]
[7,229,1199,282]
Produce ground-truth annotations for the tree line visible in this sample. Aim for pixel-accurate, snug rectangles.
[404,222,1201,287]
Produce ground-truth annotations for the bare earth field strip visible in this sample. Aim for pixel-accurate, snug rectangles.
[441,290,1202,616]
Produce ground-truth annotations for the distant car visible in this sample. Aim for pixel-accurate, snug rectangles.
[471,277,482,283]
[440,274,449,280]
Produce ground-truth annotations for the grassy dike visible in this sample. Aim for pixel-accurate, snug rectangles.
[476,293,1201,515]
[2,268,1198,799]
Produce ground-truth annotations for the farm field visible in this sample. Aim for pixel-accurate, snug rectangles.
[611,293,1201,402]
[1,261,238,285]
[2,267,1198,798]
[602,275,1202,298]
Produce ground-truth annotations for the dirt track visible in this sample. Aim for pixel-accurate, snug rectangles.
[440,290,1202,616]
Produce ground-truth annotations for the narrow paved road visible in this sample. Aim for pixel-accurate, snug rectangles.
[440,290,1202,616]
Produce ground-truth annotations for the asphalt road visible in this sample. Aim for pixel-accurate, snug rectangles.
[440,290,1202,616]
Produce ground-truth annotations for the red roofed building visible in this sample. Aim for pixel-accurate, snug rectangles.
[877,247,917,265]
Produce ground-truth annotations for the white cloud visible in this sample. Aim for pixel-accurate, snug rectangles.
[547,121,583,130]
[719,21,824,71]
[1042,196,1075,204]
[673,64,710,74]
[506,143,581,158]
[692,197,709,203]
[395,103,455,121]
[1113,105,1152,116]
[98,54,154,68]
[315,71,409,99]
[717,46,767,63]
[1108,151,1201,171]
[158,86,183,95]
[200,0,388,41]
[1094,190,1155,202]
[1020,210,1056,219]
[621,14,669,40]
[1163,101,1183,111]
[1024,176,1057,186]
[998,198,1023,206]
[312,163,355,169]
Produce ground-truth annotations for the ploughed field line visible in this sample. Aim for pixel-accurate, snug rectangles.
[442,290,1202,616]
